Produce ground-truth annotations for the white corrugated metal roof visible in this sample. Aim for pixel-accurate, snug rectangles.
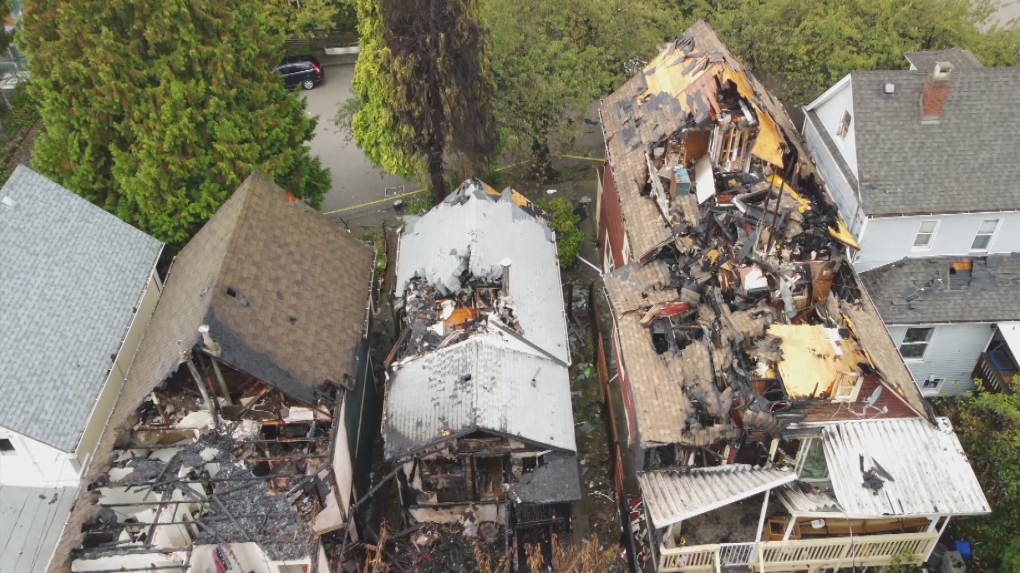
[0,485,77,573]
[395,180,570,363]
[822,417,990,517]
[382,336,576,460]
[776,482,840,514]
[638,465,796,528]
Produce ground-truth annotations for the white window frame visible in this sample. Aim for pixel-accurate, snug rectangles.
[836,110,852,139]
[794,438,830,482]
[921,376,946,395]
[832,371,863,402]
[911,220,939,251]
[970,218,1000,252]
[900,327,937,361]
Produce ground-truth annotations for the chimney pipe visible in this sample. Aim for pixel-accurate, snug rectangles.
[921,62,953,123]
[500,257,512,297]
[179,344,220,429]
[198,324,221,355]
[197,325,233,405]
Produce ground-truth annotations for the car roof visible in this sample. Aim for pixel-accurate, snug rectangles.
[280,54,320,65]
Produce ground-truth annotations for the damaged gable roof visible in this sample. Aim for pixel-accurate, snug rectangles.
[382,337,576,460]
[860,254,1020,324]
[121,171,374,408]
[0,166,162,452]
[851,66,1020,215]
[600,20,803,259]
[395,178,569,363]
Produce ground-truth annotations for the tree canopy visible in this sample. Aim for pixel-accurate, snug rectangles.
[21,0,329,246]
[346,0,497,201]
[262,0,357,39]
[940,384,1020,569]
[684,0,1020,104]
[481,0,670,179]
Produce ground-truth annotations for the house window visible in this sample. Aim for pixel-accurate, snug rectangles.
[971,219,999,251]
[797,439,829,481]
[836,111,852,139]
[912,220,939,249]
[900,327,935,360]
[833,371,863,402]
[0,438,15,455]
[922,377,945,393]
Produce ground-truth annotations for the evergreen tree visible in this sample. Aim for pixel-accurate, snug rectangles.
[347,0,497,201]
[21,0,330,245]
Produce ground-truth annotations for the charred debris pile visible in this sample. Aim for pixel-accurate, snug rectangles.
[616,152,868,469]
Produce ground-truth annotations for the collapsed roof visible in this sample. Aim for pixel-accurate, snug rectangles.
[600,21,929,452]
[384,179,575,460]
[47,172,373,573]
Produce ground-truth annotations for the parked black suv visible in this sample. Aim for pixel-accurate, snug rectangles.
[273,55,324,91]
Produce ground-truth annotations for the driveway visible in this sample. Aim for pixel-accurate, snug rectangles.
[301,64,414,217]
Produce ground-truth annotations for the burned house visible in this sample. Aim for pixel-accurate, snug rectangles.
[383,179,581,543]
[596,22,990,573]
[52,172,376,573]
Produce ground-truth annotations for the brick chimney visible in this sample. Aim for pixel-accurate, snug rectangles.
[920,62,953,123]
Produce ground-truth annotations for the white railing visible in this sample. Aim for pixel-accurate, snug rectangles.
[659,544,718,573]
[659,531,937,573]
[720,542,757,567]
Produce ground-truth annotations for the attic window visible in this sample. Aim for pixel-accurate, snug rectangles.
[836,111,852,139]
[832,371,863,402]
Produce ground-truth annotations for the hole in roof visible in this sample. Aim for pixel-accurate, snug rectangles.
[225,287,237,298]
[289,316,298,325]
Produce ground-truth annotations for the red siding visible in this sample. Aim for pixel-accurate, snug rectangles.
[800,376,921,423]
[599,159,626,268]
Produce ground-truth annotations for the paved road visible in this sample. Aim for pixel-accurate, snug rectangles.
[301,64,414,217]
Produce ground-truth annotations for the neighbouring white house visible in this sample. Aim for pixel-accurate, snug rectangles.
[0,165,163,572]
[803,49,1020,396]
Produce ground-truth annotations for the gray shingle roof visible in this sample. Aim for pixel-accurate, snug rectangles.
[851,66,1020,216]
[860,254,1020,324]
[903,48,983,73]
[0,166,162,452]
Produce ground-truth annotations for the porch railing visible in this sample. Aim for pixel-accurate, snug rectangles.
[975,352,1015,394]
[659,531,938,572]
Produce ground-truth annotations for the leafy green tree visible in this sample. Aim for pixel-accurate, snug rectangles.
[481,0,670,180]
[346,0,498,202]
[940,380,1020,567]
[21,0,329,245]
[687,0,1020,104]
[538,197,584,268]
[263,0,357,39]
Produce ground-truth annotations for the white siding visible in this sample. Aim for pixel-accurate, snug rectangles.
[811,80,858,176]
[75,271,162,469]
[803,111,866,237]
[0,427,79,486]
[887,323,993,395]
[856,211,1020,271]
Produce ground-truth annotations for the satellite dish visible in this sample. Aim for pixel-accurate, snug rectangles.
[865,385,883,407]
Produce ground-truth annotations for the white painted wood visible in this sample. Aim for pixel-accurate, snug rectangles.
[802,110,866,238]
[887,323,994,395]
[856,211,1020,272]
[810,80,857,176]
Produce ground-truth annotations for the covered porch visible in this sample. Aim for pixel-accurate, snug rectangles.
[974,322,1020,393]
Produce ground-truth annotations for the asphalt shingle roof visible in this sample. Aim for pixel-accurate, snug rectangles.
[903,48,983,73]
[0,166,162,452]
[860,254,1020,324]
[121,170,375,408]
[851,66,1020,216]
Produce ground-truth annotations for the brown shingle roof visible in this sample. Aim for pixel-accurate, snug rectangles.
[45,172,373,572]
